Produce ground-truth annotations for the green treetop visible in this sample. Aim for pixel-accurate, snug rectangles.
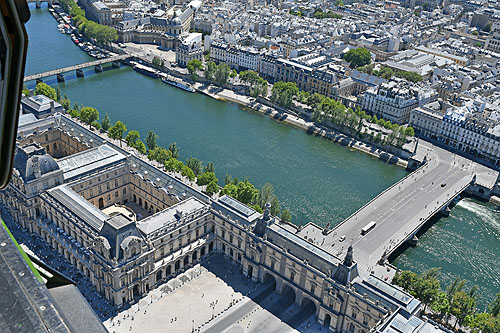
[187,59,203,81]
[145,130,159,151]
[271,81,299,109]
[108,121,127,146]
[148,147,171,164]
[35,82,57,101]
[125,130,140,147]
[181,165,196,181]
[204,61,216,81]
[101,113,111,132]
[80,106,99,129]
[186,157,203,176]
[197,171,217,186]
[135,140,146,155]
[205,180,219,196]
[215,63,231,86]
[204,162,215,173]
[281,209,292,222]
[168,142,180,159]
[344,47,371,68]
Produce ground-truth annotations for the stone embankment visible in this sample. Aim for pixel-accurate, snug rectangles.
[127,55,410,169]
[192,83,408,168]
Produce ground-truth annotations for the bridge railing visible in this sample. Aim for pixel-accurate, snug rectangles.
[24,55,130,82]
[331,161,429,233]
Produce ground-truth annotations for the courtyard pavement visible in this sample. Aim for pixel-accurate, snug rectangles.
[104,255,328,333]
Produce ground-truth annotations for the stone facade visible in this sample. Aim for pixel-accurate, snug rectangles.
[1,113,428,332]
[360,79,437,124]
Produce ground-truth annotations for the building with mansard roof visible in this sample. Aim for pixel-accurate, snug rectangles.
[0,109,446,332]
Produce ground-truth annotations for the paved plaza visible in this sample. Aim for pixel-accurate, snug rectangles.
[104,255,326,333]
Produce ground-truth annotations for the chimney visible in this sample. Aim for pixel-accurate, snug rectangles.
[50,100,55,114]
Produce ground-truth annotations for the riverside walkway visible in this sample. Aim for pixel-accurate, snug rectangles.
[297,140,498,277]
[24,54,130,82]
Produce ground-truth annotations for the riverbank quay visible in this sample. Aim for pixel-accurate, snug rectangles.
[192,82,410,169]
[36,8,413,171]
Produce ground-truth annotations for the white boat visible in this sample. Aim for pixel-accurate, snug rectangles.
[161,76,195,92]
[132,63,159,78]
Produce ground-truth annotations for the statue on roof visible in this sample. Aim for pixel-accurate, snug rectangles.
[343,245,354,267]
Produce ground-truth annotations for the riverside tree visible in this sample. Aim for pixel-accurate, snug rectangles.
[240,71,268,97]
[197,171,217,186]
[204,61,216,81]
[187,59,203,81]
[125,130,140,147]
[215,63,231,85]
[148,147,171,164]
[80,106,99,129]
[221,180,259,206]
[256,183,281,214]
[181,165,196,181]
[22,84,31,97]
[135,140,146,155]
[271,81,299,109]
[168,142,180,159]
[61,95,71,110]
[204,162,215,173]
[145,130,159,151]
[101,113,111,132]
[468,313,500,332]
[91,121,100,131]
[186,157,203,176]
[152,56,165,69]
[108,121,127,146]
[205,180,219,196]
[281,209,292,222]
[35,82,57,101]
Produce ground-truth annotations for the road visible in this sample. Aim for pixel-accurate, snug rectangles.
[297,138,498,276]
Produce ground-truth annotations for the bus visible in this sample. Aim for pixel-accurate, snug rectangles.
[361,221,376,235]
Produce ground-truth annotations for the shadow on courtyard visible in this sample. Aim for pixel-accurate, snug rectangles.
[199,254,318,331]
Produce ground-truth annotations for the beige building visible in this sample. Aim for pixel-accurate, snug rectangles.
[409,101,447,140]
[1,111,431,332]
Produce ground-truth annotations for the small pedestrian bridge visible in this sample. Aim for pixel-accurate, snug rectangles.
[24,54,131,83]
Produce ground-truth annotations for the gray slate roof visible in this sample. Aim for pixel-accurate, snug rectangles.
[48,185,107,232]
[13,144,60,182]
[57,144,126,181]
[137,197,207,237]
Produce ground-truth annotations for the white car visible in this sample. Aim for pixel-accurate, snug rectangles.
[339,235,346,242]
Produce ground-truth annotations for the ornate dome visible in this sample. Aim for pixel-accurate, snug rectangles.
[171,17,182,26]
[14,144,60,182]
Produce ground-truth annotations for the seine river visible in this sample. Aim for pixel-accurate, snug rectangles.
[26,4,499,309]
